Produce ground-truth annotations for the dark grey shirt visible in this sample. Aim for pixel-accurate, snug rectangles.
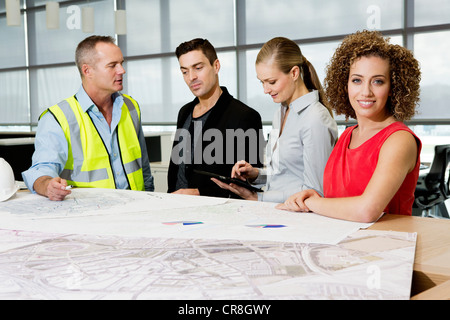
[175,109,212,190]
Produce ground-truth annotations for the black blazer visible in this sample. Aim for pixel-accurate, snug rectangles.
[168,87,264,198]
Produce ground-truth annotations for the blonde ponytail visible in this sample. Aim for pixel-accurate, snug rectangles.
[257,37,333,117]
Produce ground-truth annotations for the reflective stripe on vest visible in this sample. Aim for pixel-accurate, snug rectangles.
[56,99,110,183]
[44,94,145,191]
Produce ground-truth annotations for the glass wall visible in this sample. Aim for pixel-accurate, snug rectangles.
[414,31,450,120]
[0,0,449,136]
[245,0,402,43]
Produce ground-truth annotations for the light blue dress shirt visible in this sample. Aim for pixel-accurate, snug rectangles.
[22,86,154,192]
[254,90,338,203]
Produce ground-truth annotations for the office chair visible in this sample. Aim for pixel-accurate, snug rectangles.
[414,144,450,218]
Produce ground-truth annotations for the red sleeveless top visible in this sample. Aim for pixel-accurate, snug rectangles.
[323,122,421,216]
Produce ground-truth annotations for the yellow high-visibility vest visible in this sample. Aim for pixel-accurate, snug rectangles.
[40,94,145,191]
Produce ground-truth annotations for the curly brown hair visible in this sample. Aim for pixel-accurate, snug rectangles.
[324,30,421,121]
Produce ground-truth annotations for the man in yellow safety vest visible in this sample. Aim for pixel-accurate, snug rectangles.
[22,36,154,201]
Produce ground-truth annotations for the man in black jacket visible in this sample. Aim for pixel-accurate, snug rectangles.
[168,38,264,198]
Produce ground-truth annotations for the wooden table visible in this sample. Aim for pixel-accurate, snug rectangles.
[369,214,450,299]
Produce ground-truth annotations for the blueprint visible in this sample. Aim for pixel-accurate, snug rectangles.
[0,188,372,245]
[0,188,227,218]
[0,189,415,300]
[0,229,416,300]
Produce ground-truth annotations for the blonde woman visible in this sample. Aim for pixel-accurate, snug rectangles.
[213,37,338,203]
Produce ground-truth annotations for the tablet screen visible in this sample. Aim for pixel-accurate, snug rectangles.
[193,169,263,192]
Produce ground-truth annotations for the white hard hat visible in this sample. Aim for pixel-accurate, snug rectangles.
[0,158,19,202]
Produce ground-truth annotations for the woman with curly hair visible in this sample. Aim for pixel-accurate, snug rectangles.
[278,30,422,222]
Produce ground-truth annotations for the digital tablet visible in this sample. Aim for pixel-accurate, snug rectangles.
[194,169,264,193]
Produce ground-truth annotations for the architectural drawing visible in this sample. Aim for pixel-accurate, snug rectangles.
[0,189,372,245]
[0,229,415,300]
[0,189,415,300]
[0,188,226,218]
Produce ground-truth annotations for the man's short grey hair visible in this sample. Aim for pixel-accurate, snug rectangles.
[75,35,116,77]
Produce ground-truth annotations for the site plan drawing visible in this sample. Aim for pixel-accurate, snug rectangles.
[0,188,416,299]
[0,188,372,245]
[0,229,415,300]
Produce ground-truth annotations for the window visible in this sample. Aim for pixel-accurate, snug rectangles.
[168,0,235,50]
[0,16,26,68]
[127,52,237,124]
[414,31,450,120]
[245,0,402,44]
[414,0,450,26]
[0,70,28,124]
[123,0,162,55]
[27,0,115,66]
[30,66,80,120]
[0,0,449,132]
